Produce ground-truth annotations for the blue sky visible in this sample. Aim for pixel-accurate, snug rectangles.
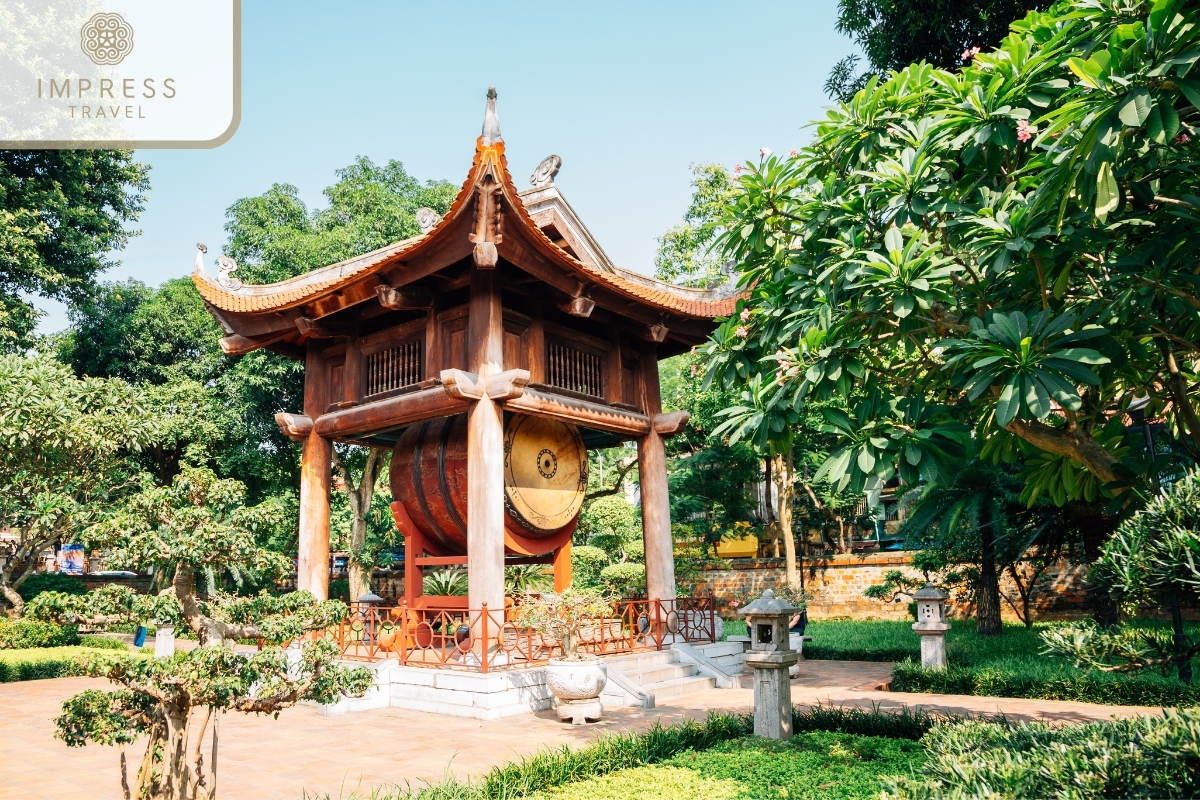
[36,1,856,332]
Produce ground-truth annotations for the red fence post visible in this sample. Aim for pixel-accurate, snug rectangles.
[481,602,489,675]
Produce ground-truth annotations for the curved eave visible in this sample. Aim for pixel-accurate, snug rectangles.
[193,139,742,321]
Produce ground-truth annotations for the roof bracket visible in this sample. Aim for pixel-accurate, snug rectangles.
[377,285,434,310]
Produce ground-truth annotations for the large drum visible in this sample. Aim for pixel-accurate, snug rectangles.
[390,413,587,556]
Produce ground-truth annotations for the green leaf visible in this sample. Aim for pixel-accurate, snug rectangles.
[1117,87,1153,126]
[857,447,876,473]
[1096,161,1119,221]
[893,295,916,318]
[904,441,922,465]
[996,376,1020,427]
[1175,78,1200,110]
[884,227,904,253]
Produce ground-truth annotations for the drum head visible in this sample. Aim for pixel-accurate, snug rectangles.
[504,415,587,532]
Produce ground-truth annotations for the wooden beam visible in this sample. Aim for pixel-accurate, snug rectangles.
[295,317,353,339]
[313,386,468,439]
[502,388,651,437]
[275,412,313,442]
[653,410,690,437]
[414,556,469,566]
[376,285,434,310]
[219,330,293,355]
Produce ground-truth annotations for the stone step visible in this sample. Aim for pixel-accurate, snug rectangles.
[641,675,716,699]
[601,650,678,671]
[694,641,745,659]
[619,663,697,685]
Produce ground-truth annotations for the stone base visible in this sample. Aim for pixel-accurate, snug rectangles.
[556,697,603,725]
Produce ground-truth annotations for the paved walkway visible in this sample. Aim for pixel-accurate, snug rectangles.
[0,661,1165,800]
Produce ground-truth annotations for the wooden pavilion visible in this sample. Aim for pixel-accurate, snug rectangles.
[193,89,738,619]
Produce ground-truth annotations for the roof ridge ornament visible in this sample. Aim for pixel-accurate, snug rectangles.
[530,155,561,188]
[415,208,441,233]
[481,86,501,145]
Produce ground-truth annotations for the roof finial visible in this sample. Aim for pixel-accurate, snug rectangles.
[481,86,501,145]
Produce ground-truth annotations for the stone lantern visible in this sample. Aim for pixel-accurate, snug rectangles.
[912,583,950,669]
[741,589,799,740]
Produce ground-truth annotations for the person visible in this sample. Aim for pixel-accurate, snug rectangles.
[788,609,808,677]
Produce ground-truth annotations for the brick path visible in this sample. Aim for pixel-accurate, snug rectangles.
[0,661,1165,800]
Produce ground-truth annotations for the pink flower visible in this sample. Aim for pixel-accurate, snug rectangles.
[1177,132,1192,145]
[759,147,772,158]
[739,308,751,321]
[779,360,791,371]
[788,149,798,157]
[690,364,699,376]
[1016,119,1035,143]
[735,325,750,338]
[962,46,981,62]
[734,164,743,176]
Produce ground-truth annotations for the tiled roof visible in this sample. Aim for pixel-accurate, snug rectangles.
[193,137,741,320]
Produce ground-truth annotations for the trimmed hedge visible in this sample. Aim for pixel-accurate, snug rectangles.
[15,573,87,601]
[0,644,135,683]
[0,618,80,649]
[884,711,1200,799]
[891,660,1200,707]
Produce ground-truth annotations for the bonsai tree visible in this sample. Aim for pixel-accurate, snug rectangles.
[1042,473,1200,683]
[511,588,613,660]
[29,466,372,799]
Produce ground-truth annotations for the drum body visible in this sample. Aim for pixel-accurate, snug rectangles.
[390,413,587,556]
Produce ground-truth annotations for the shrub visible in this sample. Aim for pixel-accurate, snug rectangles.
[16,573,87,601]
[891,659,1200,707]
[570,545,610,591]
[422,568,467,596]
[329,577,350,603]
[78,635,133,651]
[883,711,1200,800]
[599,562,645,597]
[0,618,80,649]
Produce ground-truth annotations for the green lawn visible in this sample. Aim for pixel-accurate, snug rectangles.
[526,732,924,800]
[0,644,137,682]
[724,617,1200,706]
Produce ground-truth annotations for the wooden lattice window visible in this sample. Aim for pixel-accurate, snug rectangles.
[366,340,422,396]
[547,340,603,398]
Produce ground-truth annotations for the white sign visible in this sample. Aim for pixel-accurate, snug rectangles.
[0,0,240,148]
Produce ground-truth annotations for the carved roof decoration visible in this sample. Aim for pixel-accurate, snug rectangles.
[193,90,741,347]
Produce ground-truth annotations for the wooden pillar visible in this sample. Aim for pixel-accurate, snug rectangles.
[553,541,573,593]
[467,267,506,619]
[391,501,425,605]
[298,343,331,601]
[637,343,676,603]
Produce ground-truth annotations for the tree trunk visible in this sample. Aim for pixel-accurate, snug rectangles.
[1172,592,1193,685]
[976,511,1002,636]
[1158,337,1200,458]
[334,448,385,602]
[1,582,24,620]
[773,448,798,588]
[1004,417,1121,485]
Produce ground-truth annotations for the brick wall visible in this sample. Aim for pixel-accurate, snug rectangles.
[684,553,1091,622]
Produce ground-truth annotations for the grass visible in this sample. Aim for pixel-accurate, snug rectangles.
[0,643,136,682]
[526,732,926,800]
[307,705,948,800]
[788,617,1200,706]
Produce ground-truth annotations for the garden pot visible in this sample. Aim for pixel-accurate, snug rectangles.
[545,656,608,724]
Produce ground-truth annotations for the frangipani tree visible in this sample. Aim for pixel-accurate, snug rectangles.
[0,354,155,618]
[29,466,371,800]
[706,0,1200,507]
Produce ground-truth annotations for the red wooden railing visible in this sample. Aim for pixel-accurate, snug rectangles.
[324,597,718,672]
